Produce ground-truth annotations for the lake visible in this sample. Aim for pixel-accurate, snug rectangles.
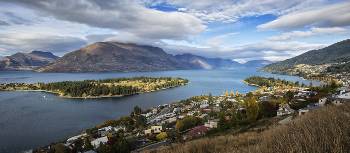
[0,68,318,153]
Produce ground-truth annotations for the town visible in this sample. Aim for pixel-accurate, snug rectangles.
[33,76,350,153]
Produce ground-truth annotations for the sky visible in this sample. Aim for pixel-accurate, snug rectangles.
[0,0,349,62]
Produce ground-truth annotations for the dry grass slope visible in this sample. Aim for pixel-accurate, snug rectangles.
[143,104,350,153]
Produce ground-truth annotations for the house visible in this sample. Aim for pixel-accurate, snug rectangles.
[277,104,294,116]
[259,96,269,102]
[329,92,350,105]
[144,129,152,135]
[151,126,162,133]
[144,126,163,135]
[204,120,218,129]
[98,126,114,137]
[298,108,309,116]
[185,125,209,140]
[318,97,327,106]
[164,117,177,124]
[213,106,221,112]
[227,98,237,103]
[91,136,108,149]
[173,107,181,113]
[200,103,209,109]
[67,133,87,144]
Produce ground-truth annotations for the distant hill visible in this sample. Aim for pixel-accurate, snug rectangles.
[38,42,193,72]
[174,53,241,70]
[243,60,273,68]
[0,51,58,71]
[263,39,350,73]
[38,42,247,72]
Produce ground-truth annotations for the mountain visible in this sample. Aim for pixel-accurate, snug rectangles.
[38,42,193,72]
[243,60,273,68]
[174,53,241,69]
[263,39,350,73]
[0,51,58,71]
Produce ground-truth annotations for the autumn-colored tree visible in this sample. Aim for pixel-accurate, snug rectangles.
[156,132,168,141]
[244,96,259,122]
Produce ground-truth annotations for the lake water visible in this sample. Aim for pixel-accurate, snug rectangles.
[0,68,318,153]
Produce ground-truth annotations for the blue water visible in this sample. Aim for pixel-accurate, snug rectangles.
[0,68,318,153]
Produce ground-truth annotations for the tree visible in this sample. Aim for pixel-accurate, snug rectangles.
[208,93,213,104]
[156,132,168,141]
[131,106,142,116]
[244,96,259,122]
[175,116,202,132]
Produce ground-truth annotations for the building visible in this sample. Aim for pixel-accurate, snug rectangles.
[200,103,209,109]
[318,97,327,106]
[91,136,108,149]
[277,104,294,116]
[204,120,218,129]
[185,125,209,140]
[66,133,87,144]
[144,126,163,135]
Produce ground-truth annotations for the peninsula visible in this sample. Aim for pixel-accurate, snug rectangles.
[0,77,188,99]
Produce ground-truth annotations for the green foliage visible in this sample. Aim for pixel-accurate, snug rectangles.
[244,96,259,122]
[156,132,168,141]
[97,132,131,153]
[175,116,203,132]
[245,76,299,88]
[0,77,188,98]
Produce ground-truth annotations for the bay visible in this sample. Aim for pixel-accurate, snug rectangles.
[0,68,318,153]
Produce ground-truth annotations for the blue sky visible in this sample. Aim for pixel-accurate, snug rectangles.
[0,0,349,62]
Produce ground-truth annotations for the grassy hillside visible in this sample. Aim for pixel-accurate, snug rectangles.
[264,39,350,72]
[143,104,350,153]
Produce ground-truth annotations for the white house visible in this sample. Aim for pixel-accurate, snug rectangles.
[277,104,295,116]
[91,136,108,149]
[200,104,209,109]
[318,97,327,106]
[67,133,87,144]
[151,126,162,133]
[144,126,163,135]
[204,120,218,129]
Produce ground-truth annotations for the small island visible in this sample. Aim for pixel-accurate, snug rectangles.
[244,76,302,88]
[0,77,189,98]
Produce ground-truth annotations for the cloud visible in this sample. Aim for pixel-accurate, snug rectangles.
[145,0,329,23]
[258,2,350,30]
[206,32,239,47]
[3,0,205,40]
[160,39,327,62]
[2,11,32,25]
[268,27,348,41]
[0,32,86,56]
[0,20,9,26]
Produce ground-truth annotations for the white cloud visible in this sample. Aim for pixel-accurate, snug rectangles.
[3,0,206,40]
[268,27,348,41]
[0,32,86,56]
[145,0,329,23]
[160,39,327,62]
[206,32,239,47]
[258,2,350,30]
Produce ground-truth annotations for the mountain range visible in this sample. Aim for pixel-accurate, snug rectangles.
[263,39,350,73]
[1,41,273,72]
[0,51,58,71]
